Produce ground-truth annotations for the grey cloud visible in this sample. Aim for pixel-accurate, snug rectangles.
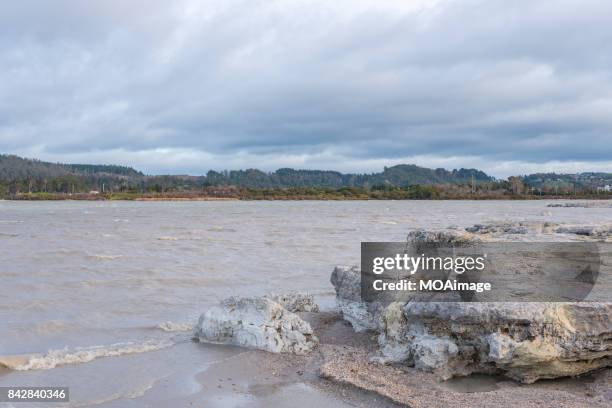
[0,0,611,176]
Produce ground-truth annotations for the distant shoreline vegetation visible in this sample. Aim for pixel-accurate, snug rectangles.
[6,185,611,201]
[0,154,610,200]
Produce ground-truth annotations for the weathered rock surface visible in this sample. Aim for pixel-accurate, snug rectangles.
[266,292,320,313]
[555,224,612,239]
[319,343,611,408]
[331,265,382,332]
[465,221,561,236]
[194,296,318,354]
[192,309,610,408]
[463,220,612,241]
[331,226,612,383]
[406,229,480,245]
[379,302,612,383]
[548,202,612,208]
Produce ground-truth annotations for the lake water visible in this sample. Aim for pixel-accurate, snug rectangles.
[0,200,610,406]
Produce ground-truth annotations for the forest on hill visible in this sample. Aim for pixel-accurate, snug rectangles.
[0,154,610,199]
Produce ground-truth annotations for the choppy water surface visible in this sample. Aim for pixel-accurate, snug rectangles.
[0,200,609,406]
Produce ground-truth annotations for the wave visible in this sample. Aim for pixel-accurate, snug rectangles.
[207,227,237,232]
[0,339,173,371]
[88,254,123,260]
[157,236,180,241]
[157,235,205,241]
[34,319,73,334]
[155,321,194,332]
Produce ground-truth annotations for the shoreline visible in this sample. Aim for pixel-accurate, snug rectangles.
[3,194,612,202]
[192,310,611,408]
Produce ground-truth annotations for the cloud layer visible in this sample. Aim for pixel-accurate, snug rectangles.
[1,0,611,177]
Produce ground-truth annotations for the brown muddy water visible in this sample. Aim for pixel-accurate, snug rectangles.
[0,200,610,406]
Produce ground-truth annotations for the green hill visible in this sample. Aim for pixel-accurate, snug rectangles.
[3,153,609,197]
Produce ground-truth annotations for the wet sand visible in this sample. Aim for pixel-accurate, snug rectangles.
[159,312,611,408]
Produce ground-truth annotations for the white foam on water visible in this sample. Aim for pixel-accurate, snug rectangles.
[157,236,180,241]
[156,321,195,332]
[207,226,236,232]
[88,254,123,260]
[0,339,173,371]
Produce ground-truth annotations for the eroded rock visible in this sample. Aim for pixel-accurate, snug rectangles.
[267,292,320,313]
[331,226,612,383]
[319,342,611,408]
[194,296,318,354]
[548,202,612,208]
[555,225,612,239]
[463,221,611,241]
[465,221,560,236]
[407,229,480,244]
[330,265,382,332]
[395,302,612,383]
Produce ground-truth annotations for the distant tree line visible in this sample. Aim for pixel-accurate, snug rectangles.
[0,154,610,199]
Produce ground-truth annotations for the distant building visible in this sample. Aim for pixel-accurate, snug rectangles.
[89,190,100,195]
[597,185,611,192]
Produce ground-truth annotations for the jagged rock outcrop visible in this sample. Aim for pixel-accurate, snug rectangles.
[465,221,559,235]
[548,202,612,208]
[331,231,477,332]
[406,229,480,245]
[319,342,612,408]
[555,225,612,239]
[331,265,382,332]
[378,301,612,383]
[331,227,612,383]
[464,221,611,240]
[194,296,318,355]
[266,292,320,313]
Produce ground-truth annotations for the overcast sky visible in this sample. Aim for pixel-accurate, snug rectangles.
[1,0,611,177]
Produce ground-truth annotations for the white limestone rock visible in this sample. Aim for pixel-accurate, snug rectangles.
[194,296,318,355]
[548,202,612,208]
[555,224,612,239]
[267,292,320,313]
[398,302,612,383]
[331,226,612,383]
[463,221,611,240]
[330,265,381,332]
[465,221,560,236]
[369,293,612,383]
